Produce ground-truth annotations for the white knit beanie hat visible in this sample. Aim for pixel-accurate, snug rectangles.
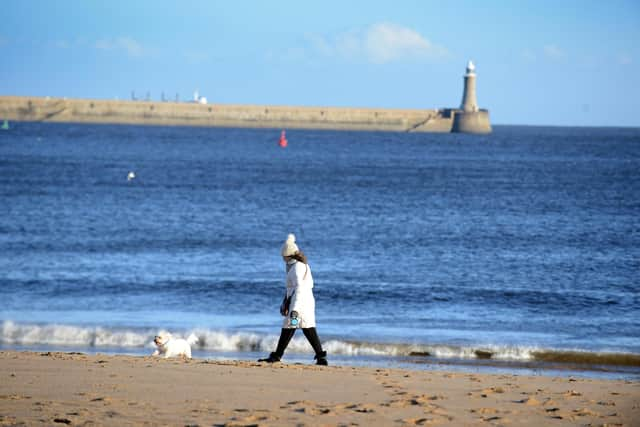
[281,233,299,257]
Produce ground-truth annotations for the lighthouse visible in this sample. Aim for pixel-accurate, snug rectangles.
[460,60,479,112]
[452,60,492,134]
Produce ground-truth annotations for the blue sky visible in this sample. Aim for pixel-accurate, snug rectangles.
[1,0,639,127]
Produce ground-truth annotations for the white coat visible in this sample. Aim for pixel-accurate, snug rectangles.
[282,261,316,329]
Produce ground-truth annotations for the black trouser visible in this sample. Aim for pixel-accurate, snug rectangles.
[273,327,324,359]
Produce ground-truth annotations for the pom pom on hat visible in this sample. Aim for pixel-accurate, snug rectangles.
[281,233,299,257]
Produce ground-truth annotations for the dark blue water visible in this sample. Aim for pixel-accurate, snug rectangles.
[1,122,639,373]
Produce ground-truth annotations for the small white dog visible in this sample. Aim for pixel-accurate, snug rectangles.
[152,332,199,359]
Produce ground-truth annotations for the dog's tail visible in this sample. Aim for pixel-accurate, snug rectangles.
[186,333,199,346]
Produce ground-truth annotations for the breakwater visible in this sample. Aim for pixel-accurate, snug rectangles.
[0,95,491,133]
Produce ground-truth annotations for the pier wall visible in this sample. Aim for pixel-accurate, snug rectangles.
[0,96,490,133]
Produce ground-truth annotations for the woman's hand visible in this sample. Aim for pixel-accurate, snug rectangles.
[280,295,290,316]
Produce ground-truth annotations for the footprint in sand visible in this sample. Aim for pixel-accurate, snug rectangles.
[283,400,333,416]
[482,415,506,423]
[476,386,505,398]
[345,403,376,413]
[235,414,272,423]
[471,407,512,424]
[0,394,32,400]
[400,416,436,425]
[65,409,90,417]
[471,408,498,415]
[0,416,20,425]
[382,394,442,409]
[572,407,600,417]
[330,402,376,414]
[103,410,120,418]
[214,420,266,427]
[89,396,114,406]
[515,397,540,406]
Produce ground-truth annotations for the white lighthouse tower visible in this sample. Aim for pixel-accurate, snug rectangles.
[452,60,491,133]
[460,60,479,112]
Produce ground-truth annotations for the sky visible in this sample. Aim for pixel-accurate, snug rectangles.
[1,0,639,127]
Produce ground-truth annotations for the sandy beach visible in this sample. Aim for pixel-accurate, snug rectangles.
[0,351,637,426]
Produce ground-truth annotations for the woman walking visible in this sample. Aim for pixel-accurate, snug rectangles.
[259,234,328,365]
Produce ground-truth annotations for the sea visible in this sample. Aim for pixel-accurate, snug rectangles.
[1,122,639,379]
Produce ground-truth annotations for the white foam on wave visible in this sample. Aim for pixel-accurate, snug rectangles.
[0,321,282,352]
[322,340,538,360]
[323,340,406,356]
[1,320,541,360]
[1,320,151,348]
[192,329,275,352]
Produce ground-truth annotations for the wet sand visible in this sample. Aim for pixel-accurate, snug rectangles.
[0,351,638,426]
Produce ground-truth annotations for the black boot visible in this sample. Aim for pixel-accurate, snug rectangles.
[258,329,296,363]
[302,328,327,365]
[314,351,328,366]
[258,352,281,363]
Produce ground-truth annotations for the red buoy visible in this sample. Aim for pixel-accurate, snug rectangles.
[279,130,288,148]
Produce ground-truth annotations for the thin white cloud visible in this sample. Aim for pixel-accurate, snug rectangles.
[95,37,144,58]
[618,53,632,65]
[543,44,565,60]
[521,49,536,62]
[335,30,362,58]
[305,23,448,64]
[304,33,333,56]
[365,23,447,63]
[52,40,71,49]
[184,50,211,65]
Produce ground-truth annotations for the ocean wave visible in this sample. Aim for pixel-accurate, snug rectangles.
[0,321,151,348]
[2,321,639,367]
